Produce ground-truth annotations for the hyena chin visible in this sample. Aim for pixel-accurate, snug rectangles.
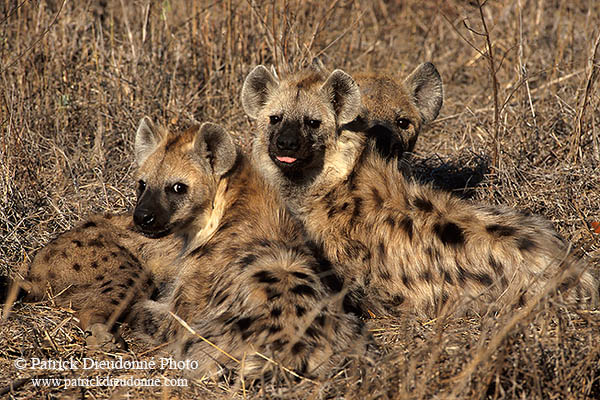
[243,64,598,318]
[128,119,369,381]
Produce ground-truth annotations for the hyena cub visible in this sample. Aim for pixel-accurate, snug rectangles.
[242,64,598,317]
[127,119,367,380]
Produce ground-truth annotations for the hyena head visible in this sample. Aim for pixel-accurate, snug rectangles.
[242,65,362,187]
[133,118,237,239]
[356,62,443,159]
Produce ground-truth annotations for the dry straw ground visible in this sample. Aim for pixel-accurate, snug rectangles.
[1,0,600,398]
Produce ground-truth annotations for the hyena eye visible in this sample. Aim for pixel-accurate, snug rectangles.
[305,119,321,129]
[269,115,282,125]
[171,183,188,194]
[396,117,411,130]
[138,180,146,193]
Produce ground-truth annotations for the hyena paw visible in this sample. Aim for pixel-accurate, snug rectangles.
[85,323,127,351]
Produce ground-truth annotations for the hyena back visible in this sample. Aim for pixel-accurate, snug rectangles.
[127,119,368,380]
[242,63,598,317]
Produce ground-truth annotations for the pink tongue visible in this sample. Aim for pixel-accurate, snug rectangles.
[276,156,297,164]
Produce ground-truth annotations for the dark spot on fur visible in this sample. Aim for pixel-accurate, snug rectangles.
[182,339,195,355]
[118,292,126,299]
[72,240,82,247]
[82,221,97,229]
[268,325,283,334]
[385,215,396,229]
[291,271,312,282]
[343,290,363,316]
[372,188,383,207]
[292,284,316,297]
[489,255,504,275]
[443,270,453,284]
[315,313,327,327]
[352,197,363,220]
[474,272,493,286]
[271,307,282,318]
[88,239,103,247]
[291,341,306,355]
[48,271,56,279]
[91,262,98,269]
[101,286,112,294]
[271,339,289,351]
[118,264,127,270]
[254,270,279,284]
[239,254,257,269]
[295,305,307,317]
[110,299,120,305]
[72,263,81,272]
[420,270,432,282]
[434,222,465,247]
[401,274,413,289]
[378,241,386,259]
[100,280,112,288]
[126,278,134,286]
[486,224,516,237]
[379,269,392,280]
[95,274,105,281]
[235,316,256,333]
[306,326,321,339]
[389,295,405,307]
[341,202,350,211]
[517,237,536,252]
[266,287,281,301]
[399,216,413,240]
[414,197,434,212]
[102,256,109,262]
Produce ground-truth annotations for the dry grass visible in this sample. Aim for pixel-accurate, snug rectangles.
[1,0,599,398]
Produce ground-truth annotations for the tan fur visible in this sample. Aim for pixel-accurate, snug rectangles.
[25,213,179,340]
[123,120,369,381]
[243,64,599,318]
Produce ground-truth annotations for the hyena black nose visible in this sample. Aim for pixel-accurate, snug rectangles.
[133,210,156,229]
[275,131,300,152]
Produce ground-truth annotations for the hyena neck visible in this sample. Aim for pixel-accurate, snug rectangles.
[183,153,278,254]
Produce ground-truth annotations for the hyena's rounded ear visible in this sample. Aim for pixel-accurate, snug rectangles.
[241,65,280,119]
[135,116,165,166]
[320,69,362,125]
[196,122,237,177]
[403,62,443,124]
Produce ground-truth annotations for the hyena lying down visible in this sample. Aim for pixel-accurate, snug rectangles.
[242,63,599,317]
[24,118,368,380]
[23,213,181,348]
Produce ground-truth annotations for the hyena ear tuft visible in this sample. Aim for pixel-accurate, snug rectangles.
[135,116,164,166]
[241,65,279,119]
[404,62,443,124]
[321,69,362,125]
[196,122,237,177]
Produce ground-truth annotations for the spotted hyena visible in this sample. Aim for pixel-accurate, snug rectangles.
[242,64,598,317]
[124,118,368,380]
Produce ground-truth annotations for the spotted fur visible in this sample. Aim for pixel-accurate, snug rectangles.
[243,64,598,318]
